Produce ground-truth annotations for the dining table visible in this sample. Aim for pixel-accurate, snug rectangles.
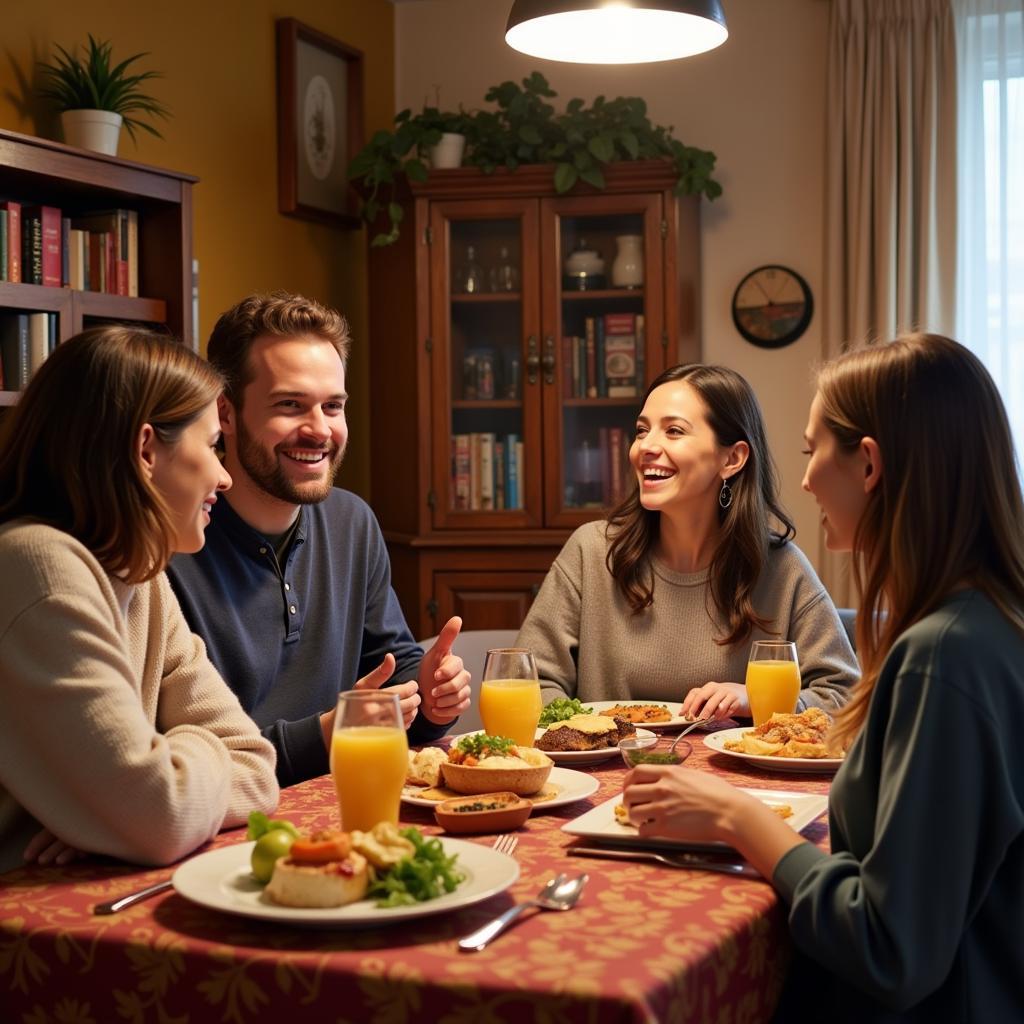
[0,728,832,1024]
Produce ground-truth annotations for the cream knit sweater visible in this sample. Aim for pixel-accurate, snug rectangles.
[517,521,858,710]
[0,520,278,873]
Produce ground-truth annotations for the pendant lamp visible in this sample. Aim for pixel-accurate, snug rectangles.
[505,0,728,64]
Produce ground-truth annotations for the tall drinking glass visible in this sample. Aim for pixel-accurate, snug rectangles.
[745,640,801,726]
[330,690,408,832]
[479,648,543,746]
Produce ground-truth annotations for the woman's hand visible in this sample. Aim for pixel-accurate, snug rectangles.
[623,764,808,877]
[24,828,84,866]
[623,763,745,843]
[681,681,748,720]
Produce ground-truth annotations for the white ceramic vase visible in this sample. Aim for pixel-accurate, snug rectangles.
[611,234,644,288]
[61,109,123,156]
[429,132,466,169]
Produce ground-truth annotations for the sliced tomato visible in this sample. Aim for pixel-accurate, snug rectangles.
[289,831,352,864]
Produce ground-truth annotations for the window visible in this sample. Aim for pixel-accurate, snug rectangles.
[955,1,1024,465]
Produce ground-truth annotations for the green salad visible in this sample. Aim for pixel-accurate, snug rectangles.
[539,697,594,727]
[368,827,465,908]
[453,733,517,758]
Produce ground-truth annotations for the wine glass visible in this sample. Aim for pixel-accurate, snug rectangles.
[745,640,801,726]
[479,648,543,746]
[330,690,408,832]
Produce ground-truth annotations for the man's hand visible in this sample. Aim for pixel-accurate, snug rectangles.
[319,654,422,749]
[419,616,472,726]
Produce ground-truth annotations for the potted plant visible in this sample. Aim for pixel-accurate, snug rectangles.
[38,35,170,156]
[348,71,722,247]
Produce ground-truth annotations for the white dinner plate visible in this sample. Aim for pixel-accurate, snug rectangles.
[402,766,600,811]
[703,728,845,774]
[581,700,713,732]
[562,789,828,853]
[172,837,518,928]
[448,727,657,766]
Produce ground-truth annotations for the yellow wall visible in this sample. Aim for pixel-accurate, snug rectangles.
[0,0,395,496]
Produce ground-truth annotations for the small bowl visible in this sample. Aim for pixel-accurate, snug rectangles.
[619,736,692,768]
[434,792,533,834]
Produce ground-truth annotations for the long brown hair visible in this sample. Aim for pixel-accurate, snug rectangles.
[207,291,350,409]
[606,364,795,645]
[0,325,223,582]
[818,333,1024,747]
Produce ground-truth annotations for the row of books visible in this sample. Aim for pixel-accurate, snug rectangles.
[562,312,646,399]
[0,202,139,296]
[575,426,633,507]
[0,311,59,391]
[451,433,525,511]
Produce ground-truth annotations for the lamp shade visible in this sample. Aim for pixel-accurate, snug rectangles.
[505,0,728,64]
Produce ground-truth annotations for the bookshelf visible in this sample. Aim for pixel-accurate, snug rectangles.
[0,128,196,405]
[366,161,701,636]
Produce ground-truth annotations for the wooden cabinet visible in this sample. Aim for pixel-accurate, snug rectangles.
[0,128,195,405]
[367,161,701,638]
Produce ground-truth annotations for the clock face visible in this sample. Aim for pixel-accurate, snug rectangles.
[303,74,336,181]
[732,265,813,348]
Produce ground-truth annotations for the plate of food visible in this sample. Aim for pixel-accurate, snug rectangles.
[450,723,658,767]
[581,700,715,732]
[561,789,828,852]
[703,709,845,773]
[172,824,518,928]
[403,738,599,811]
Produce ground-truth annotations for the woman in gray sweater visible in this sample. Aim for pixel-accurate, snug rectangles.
[517,363,857,719]
[624,334,1024,1020]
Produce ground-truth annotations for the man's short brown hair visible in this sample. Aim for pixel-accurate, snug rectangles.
[207,292,351,408]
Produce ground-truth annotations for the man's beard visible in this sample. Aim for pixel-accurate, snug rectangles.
[234,416,343,506]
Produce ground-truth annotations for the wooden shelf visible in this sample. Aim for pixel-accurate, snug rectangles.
[449,292,521,304]
[561,288,644,301]
[452,399,522,410]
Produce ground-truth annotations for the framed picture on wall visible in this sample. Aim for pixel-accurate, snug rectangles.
[276,18,364,227]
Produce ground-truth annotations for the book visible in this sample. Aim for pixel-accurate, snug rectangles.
[23,206,61,287]
[506,432,520,509]
[479,432,495,510]
[469,433,481,510]
[68,229,87,290]
[608,426,625,503]
[562,336,573,399]
[28,313,49,375]
[453,434,471,510]
[73,211,132,294]
[127,210,139,296]
[0,201,20,282]
[60,217,70,287]
[595,316,607,397]
[635,313,646,387]
[22,213,42,285]
[494,440,506,510]
[604,312,637,397]
[0,313,30,390]
[584,318,598,398]
[514,440,525,509]
[0,209,6,282]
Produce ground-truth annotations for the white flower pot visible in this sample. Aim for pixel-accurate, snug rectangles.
[429,132,466,169]
[61,109,123,156]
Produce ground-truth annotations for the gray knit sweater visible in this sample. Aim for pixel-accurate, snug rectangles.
[516,521,858,710]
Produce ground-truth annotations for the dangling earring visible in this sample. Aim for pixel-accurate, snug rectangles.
[718,478,733,510]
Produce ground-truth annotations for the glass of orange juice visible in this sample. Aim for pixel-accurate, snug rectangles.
[330,690,409,832]
[745,640,801,726]
[479,648,543,746]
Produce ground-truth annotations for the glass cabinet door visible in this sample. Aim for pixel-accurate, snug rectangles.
[429,199,542,528]
[540,193,664,527]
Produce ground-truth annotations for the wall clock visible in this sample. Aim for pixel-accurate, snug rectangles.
[731,265,813,349]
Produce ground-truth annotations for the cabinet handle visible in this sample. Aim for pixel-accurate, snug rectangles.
[541,335,556,385]
[526,335,540,385]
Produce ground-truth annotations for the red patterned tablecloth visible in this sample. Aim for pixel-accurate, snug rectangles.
[0,732,832,1024]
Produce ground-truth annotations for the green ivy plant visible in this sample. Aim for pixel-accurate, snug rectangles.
[348,71,721,247]
[38,35,170,142]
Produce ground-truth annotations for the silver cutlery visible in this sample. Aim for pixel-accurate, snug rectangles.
[669,714,713,752]
[94,878,174,915]
[568,845,761,878]
[458,872,588,951]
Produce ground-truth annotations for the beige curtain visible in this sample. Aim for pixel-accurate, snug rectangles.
[820,0,958,604]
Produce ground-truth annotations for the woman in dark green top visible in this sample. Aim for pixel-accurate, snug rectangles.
[624,334,1024,1022]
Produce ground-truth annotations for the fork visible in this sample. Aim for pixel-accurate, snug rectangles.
[491,834,518,856]
[94,878,174,915]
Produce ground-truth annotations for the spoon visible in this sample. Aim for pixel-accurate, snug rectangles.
[668,714,712,755]
[458,872,588,951]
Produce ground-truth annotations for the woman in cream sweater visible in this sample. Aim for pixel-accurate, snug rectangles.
[0,326,278,873]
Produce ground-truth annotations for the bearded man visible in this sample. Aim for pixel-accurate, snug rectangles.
[168,292,470,786]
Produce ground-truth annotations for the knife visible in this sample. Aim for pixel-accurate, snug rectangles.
[568,845,761,878]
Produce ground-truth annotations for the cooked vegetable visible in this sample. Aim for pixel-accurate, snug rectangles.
[539,697,594,727]
[367,827,465,907]
[289,832,352,865]
[452,733,517,760]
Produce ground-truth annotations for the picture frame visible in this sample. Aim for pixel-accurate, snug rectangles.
[276,18,364,227]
